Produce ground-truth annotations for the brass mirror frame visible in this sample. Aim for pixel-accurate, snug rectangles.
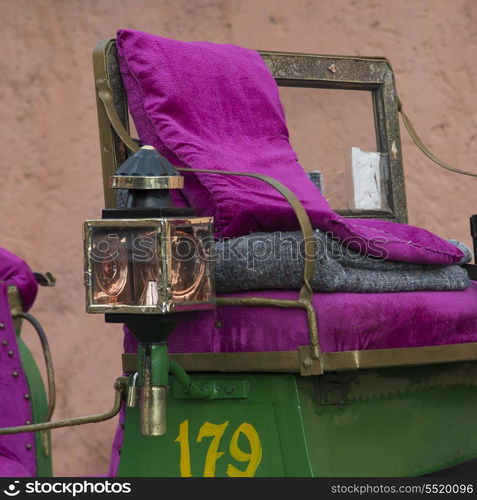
[260,51,407,223]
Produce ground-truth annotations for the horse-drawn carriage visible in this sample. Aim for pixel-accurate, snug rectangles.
[2,29,477,477]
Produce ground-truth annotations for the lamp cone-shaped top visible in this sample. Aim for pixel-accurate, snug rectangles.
[110,145,184,190]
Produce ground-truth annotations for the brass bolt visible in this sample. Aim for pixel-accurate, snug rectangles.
[12,371,18,378]
[302,357,313,368]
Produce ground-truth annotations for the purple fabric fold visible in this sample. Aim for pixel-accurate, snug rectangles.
[0,452,31,477]
[0,248,37,312]
[0,248,39,477]
[108,405,125,478]
[116,29,463,265]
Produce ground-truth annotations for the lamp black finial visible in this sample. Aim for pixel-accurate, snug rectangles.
[109,145,184,209]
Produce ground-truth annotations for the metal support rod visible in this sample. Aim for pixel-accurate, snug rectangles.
[138,343,170,436]
[18,312,56,422]
[169,360,216,399]
[0,379,126,435]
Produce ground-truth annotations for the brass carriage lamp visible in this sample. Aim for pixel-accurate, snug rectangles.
[83,217,214,313]
[83,145,215,436]
[83,146,215,314]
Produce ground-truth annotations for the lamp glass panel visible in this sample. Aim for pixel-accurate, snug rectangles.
[89,226,161,307]
[131,228,163,307]
[169,220,215,306]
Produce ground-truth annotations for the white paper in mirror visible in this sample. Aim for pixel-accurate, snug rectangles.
[349,147,388,211]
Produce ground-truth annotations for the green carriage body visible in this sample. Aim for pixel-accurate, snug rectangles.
[116,364,477,477]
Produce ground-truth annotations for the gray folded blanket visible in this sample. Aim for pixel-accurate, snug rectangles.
[215,230,472,293]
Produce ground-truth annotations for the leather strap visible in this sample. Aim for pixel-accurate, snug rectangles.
[398,97,477,178]
[95,77,139,154]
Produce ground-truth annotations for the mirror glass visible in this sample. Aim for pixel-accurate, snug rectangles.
[279,87,390,212]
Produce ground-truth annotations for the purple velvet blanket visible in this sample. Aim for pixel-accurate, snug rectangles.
[117,29,463,266]
[0,248,38,477]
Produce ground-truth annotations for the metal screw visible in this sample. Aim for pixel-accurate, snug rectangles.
[12,371,18,378]
[7,350,13,357]
[327,64,338,74]
[25,444,32,451]
[0,323,4,330]
[215,321,223,329]
[302,357,313,368]
[25,420,31,425]
[224,385,235,395]
[1,340,7,346]
[24,394,30,400]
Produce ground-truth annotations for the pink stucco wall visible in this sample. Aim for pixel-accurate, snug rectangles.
[1,0,476,476]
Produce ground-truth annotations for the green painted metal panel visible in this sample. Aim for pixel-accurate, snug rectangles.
[118,373,312,477]
[16,336,52,477]
[119,362,477,477]
[297,362,477,477]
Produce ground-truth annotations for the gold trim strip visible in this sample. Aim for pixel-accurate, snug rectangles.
[122,343,477,375]
[84,217,213,227]
[122,352,300,374]
[322,343,477,372]
[110,175,184,190]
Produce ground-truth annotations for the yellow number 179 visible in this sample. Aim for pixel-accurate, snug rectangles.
[174,420,262,477]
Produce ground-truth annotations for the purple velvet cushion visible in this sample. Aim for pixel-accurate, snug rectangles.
[0,248,37,311]
[123,284,477,354]
[0,449,31,477]
[116,29,463,265]
[0,284,36,477]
